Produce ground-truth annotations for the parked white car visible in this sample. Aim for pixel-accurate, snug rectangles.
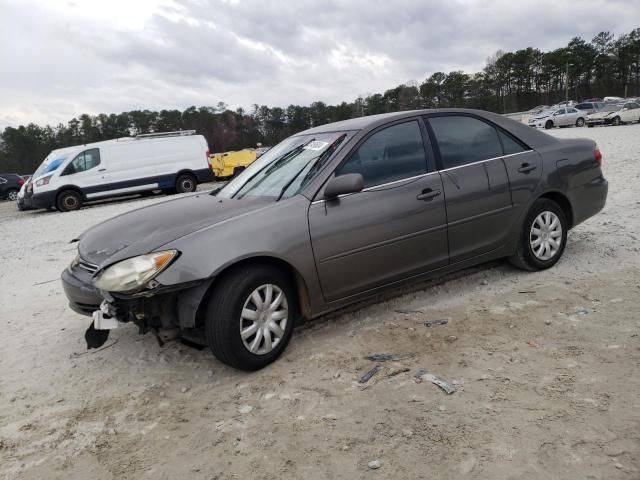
[528,107,585,129]
[27,131,211,211]
[586,102,640,127]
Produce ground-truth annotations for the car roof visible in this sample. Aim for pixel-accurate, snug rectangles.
[296,108,558,149]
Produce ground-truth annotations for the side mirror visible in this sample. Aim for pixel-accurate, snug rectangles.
[324,173,364,199]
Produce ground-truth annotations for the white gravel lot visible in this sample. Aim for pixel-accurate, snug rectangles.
[1,124,639,479]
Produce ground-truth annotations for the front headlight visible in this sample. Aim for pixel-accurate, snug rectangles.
[35,175,52,187]
[93,250,178,292]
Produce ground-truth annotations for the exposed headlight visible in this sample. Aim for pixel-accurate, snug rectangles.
[35,175,52,187]
[94,250,178,292]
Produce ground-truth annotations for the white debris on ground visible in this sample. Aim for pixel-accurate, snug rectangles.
[1,125,639,479]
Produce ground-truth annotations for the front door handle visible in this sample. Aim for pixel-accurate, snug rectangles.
[518,163,537,173]
[98,168,107,172]
[417,188,441,201]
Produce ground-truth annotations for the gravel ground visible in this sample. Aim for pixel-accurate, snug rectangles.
[1,125,639,479]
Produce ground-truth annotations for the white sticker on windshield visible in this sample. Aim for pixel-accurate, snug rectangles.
[303,140,329,151]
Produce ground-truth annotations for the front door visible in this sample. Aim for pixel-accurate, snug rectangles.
[308,120,448,302]
[425,114,516,263]
[59,148,110,195]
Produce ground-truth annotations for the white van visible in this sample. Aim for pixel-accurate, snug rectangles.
[28,131,211,211]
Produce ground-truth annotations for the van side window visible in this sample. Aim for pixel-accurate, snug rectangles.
[337,121,427,188]
[62,149,101,176]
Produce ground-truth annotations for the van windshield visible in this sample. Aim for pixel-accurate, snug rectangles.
[33,153,69,178]
[217,131,350,200]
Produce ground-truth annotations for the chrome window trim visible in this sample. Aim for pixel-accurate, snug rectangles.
[310,150,533,205]
[439,149,533,173]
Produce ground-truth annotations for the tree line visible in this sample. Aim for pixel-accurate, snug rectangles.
[1,28,639,174]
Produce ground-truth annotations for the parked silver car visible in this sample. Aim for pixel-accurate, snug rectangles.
[528,107,586,129]
[62,109,608,370]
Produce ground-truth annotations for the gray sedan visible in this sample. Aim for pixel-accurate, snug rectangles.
[61,109,608,370]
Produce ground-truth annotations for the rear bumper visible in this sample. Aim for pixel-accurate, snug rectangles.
[569,176,608,227]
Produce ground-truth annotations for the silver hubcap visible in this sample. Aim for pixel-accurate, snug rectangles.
[530,211,562,261]
[240,284,288,355]
[8,191,17,201]
[181,179,193,191]
[64,196,78,209]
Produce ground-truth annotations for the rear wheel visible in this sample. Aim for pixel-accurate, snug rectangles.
[175,173,197,194]
[575,117,585,127]
[205,264,296,370]
[6,189,18,201]
[56,190,83,212]
[544,120,554,130]
[509,198,568,271]
[611,116,621,126]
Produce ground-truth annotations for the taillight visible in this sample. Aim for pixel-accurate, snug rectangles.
[594,145,602,166]
[18,178,24,186]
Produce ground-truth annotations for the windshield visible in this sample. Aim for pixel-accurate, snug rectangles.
[33,152,70,178]
[217,131,350,200]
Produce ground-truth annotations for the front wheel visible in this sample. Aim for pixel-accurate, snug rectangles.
[611,116,621,126]
[509,198,568,271]
[575,118,585,127]
[545,120,554,130]
[56,190,83,212]
[205,265,296,370]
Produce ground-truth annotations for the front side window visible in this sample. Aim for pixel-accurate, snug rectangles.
[428,115,503,169]
[62,148,101,176]
[337,121,427,188]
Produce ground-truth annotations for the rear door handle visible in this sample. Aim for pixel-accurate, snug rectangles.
[518,163,537,173]
[417,188,441,201]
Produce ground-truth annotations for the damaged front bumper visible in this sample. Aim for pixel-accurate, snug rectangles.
[61,263,214,334]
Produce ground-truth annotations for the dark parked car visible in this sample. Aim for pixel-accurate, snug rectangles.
[0,173,25,201]
[62,109,608,370]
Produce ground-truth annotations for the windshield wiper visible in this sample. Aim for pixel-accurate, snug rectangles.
[275,153,321,201]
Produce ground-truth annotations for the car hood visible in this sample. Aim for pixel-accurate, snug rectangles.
[77,193,273,267]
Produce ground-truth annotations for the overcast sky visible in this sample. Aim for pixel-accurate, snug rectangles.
[1,0,638,129]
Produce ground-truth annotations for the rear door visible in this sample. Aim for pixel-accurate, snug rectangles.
[425,114,514,263]
[308,119,448,301]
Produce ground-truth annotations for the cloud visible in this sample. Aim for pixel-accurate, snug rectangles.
[1,0,639,128]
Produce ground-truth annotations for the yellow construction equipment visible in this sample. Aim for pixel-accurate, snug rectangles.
[209,149,257,178]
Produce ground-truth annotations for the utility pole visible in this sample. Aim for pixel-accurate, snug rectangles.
[565,62,569,102]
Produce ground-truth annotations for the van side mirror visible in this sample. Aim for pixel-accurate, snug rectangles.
[324,173,364,199]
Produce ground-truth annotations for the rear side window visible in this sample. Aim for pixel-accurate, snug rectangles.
[337,121,426,188]
[62,149,101,176]
[427,115,503,169]
[498,130,527,155]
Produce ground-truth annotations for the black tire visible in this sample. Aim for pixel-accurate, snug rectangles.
[175,173,197,194]
[544,120,554,130]
[204,264,296,371]
[56,190,83,212]
[611,116,621,126]
[575,117,585,127]
[6,189,19,201]
[508,198,568,271]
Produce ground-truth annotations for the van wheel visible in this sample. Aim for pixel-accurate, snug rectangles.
[57,190,83,212]
[509,198,567,271]
[575,118,585,127]
[544,120,554,129]
[204,264,296,371]
[175,174,197,193]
